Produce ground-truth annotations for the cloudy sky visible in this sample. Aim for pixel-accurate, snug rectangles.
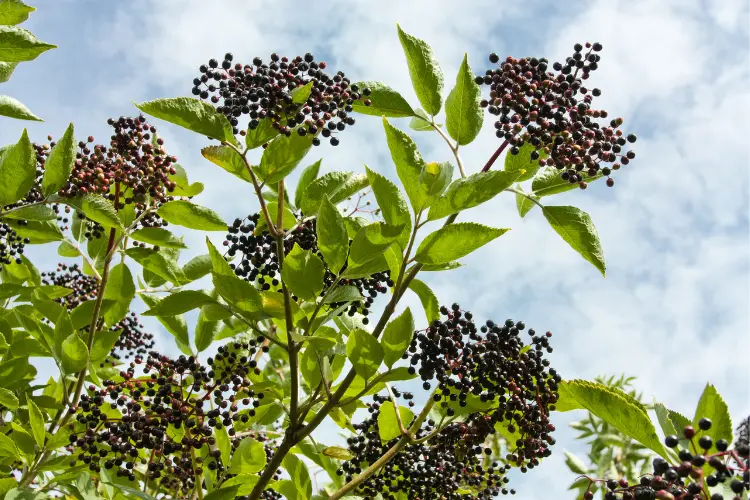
[5,0,749,497]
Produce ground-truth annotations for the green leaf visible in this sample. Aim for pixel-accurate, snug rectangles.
[0,61,17,82]
[103,483,157,500]
[0,0,35,25]
[135,97,236,145]
[415,222,508,265]
[204,486,241,500]
[323,285,362,304]
[427,170,521,221]
[283,453,312,500]
[294,159,321,208]
[378,401,414,443]
[130,227,187,249]
[444,54,483,145]
[542,206,606,276]
[0,431,19,459]
[299,171,369,215]
[0,95,40,121]
[89,330,120,363]
[125,247,186,285]
[349,222,403,267]
[63,194,121,229]
[409,109,434,131]
[300,347,329,388]
[0,387,19,409]
[258,132,313,184]
[692,384,733,452]
[229,437,267,474]
[206,237,234,277]
[139,294,191,355]
[382,118,428,212]
[322,446,354,460]
[396,24,443,116]
[281,244,325,301]
[194,307,219,352]
[291,80,314,104]
[143,290,216,316]
[381,308,414,368]
[366,165,411,247]
[26,397,44,447]
[1,204,55,221]
[157,200,227,231]
[420,261,462,272]
[515,186,538,218]
[61,333,88,374]
[40,124,76,196]
[419,161,453,203]
[316,196,348,274]
[253,200,297,233]
[213,272,262,313]
[5,218,63,243]
[504,143,547,182]
[531,166,604,197]
[245,119,280,150]
[201,145,252,183]
[346,328,383,380]
[564,451,589,474]
[0,25,55,62]
[0,128,34,205]
[182,254,212,282]
[351,81,415,118]
[556,379,668,458]
[168,163,204,197]
[408,278,439,323]
[102,263,134,325]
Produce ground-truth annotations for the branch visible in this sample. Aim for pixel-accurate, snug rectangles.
[430,121,467,179]
[481,140,509,173]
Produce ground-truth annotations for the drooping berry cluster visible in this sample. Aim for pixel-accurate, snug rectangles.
[582,418,749,500]
[407,305,558,468]
[192,52,371,144]
[0,222,29,270]
[478,42,637,189]
[41,263,98,309]
[340,391,515,499]
[68,350,266,493]
[224,213,391,319]
[105,313,156,364]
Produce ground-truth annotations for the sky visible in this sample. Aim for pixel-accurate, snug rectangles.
[3,0,749,497]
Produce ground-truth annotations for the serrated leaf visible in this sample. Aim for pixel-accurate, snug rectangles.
[351,81,415,118]
[0,95,40,121]
[139,293,191,355]
[381,308,414,368]
[515,186,538,218]
[294,159,321,209]
[281,244,325,301]
[168,163,204,197]
[346,328,383,380]
[427,170,521,221]
[157,200,227,231]
[692,384,733,453]
[300,171,369,215]
[382,118,428,212]
[201,145,252,182]
[0,25,55,62]
[396,24,443,116]
[349,222,403,267]
[291,80,313,104]
[182,253,212,282]
[0,61,16,82]
[229,437,267,474]
[556,379,668,458]
[0,387,18,409]
[135,97,236,145]
[321,446,354,460]
[125,247,186,285]
[316,196,348,274]
[408,278,439,323]
[543,205,605,276]
[213,272,262,313]
[0,0,35,25]
[194,307,219,352]
[419,161,453,202]
[1,204,55,221]
[415,222,508,265]
[409,108,434,131]
[4,218,62,243]
[27,397,44,447]
[102,263,134,325]
[61,333,87,374]
[323,285,362,304]
[142,290,216,316]
[504,143,547,182]
[63,194,121,229]
[245,119,280,150]
[0,128,34,205]
[444,54,483,145]
[378,401,414,443]
[532,166,604,197]
[130,227,187,249]
[366,166,411,247]
[258,132,313,184]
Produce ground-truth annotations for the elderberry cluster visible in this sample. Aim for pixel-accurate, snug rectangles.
[340,391,516,499]
[478,42,637,189]
[224,213,391,319]
[69,350,266,493]
[41,263,98,309]
[105,313,156,365]
[407,304,558,468]
[583,418,749,500]
[192,52,371,144]
[0,222,29,271]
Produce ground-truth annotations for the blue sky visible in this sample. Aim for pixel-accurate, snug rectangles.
[5,0,749,497]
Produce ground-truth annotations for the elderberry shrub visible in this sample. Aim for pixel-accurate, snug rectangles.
[0,222,29,271]
[478,42,637,189]
[41,263,98,309]
[224,213,391,319]
[340,391,516,499]
[192,52,371,144]
[68,348,267,495]
[583,419,749,500]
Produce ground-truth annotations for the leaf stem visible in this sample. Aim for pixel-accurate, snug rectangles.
[505,187,544,208]
[431,121,466,179]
